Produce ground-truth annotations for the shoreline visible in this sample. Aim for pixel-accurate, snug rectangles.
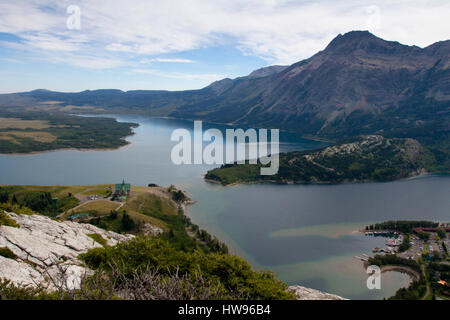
[0,133,136,156]
[0,142,132,156]
[380,265,420,281]
[0,114,139,156]
[83,112,336,144]
[203,171,436,188]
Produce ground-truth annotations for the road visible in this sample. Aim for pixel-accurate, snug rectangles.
[57,187,123,218]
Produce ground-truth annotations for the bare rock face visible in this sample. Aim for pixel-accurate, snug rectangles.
[289,285,347,300]
[0,211,133,290]
[140,223,164,236]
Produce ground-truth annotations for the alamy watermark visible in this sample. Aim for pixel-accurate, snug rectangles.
[170,121,280,175]
[366,265,381,290]
[66,5,81,30]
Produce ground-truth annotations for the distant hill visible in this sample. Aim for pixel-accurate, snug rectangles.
[205,135,434,185]
[0,31,448,162]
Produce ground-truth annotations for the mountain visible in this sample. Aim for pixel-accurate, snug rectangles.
[205,135,433,185]
[173,31,449,143]
[247,65,288,78]
[0,31,448,151]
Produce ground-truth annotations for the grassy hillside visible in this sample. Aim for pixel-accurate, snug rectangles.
[0,183,227,254]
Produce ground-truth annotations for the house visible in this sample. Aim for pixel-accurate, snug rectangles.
[114,179,131,200]
[437,280,449,287]
[69,213,90,222]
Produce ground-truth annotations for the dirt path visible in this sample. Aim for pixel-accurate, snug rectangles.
[58,199,123,218]
[421,264,431,300]
[116,202,126,210]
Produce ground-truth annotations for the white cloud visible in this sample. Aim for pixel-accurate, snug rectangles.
[140,58,196,63]
[0,0,449,68]
[105,42,135,53]
[129,68,224,80]
[53,55,124,69]
[21,33,87,51]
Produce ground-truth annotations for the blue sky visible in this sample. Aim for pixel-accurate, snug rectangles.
[0,0,449,93]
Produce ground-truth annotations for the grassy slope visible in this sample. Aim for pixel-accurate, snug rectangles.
[0,184,216,250]
[1,184,170,224]
[71,200,121,216]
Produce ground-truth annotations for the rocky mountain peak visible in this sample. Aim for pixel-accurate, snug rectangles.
[323,30,416,56]
[248,65,288,78]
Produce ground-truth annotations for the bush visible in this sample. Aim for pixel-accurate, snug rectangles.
[0,279,56,300]
[87,233,108,247]
[21,191,52,213]
[79,236,295,300]
[368,254,421,272]
[436,227,447,239]
[389,278,427,300]
[0,247,17,259]
[0,189,8,203]
[0,211,19,227]
[120,212,136,231]
[416,230,430,241]
[399,234,411,252]
[0,203,35,216]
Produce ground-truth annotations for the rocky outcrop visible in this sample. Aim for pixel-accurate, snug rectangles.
[0,212,133,290]
[288,285,347,300]
[141,223,164,236]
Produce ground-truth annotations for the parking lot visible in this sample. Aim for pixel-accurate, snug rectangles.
[398,232,449,261]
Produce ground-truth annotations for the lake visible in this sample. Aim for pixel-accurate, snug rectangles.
[0,114,448,299]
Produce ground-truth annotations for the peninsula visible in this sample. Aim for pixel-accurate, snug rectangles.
[0,113,137,154]
[205,135,437,185]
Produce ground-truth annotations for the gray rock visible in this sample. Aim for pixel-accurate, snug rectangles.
[288,285,347,300]
[140,223,164,236]
[0,211,133,290]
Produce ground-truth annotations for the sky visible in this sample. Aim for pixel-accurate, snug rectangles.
[0,0,449,93]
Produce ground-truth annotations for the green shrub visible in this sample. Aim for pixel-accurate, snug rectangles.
[0,247,17,259]
[120,212,135,231]
[416,230,431,241]
[398,234,411,252]
[0,211,19,227]
[436,227,447,239]
[79,236,295,300]
[87,233,108,247]
[0,203,35,216]
[0,279,57,300]
[368,254,421,272]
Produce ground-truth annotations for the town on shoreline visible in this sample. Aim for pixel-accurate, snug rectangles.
[358,220,450,300]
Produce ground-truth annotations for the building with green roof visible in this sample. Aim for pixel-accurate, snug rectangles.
[114,179,131,200]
